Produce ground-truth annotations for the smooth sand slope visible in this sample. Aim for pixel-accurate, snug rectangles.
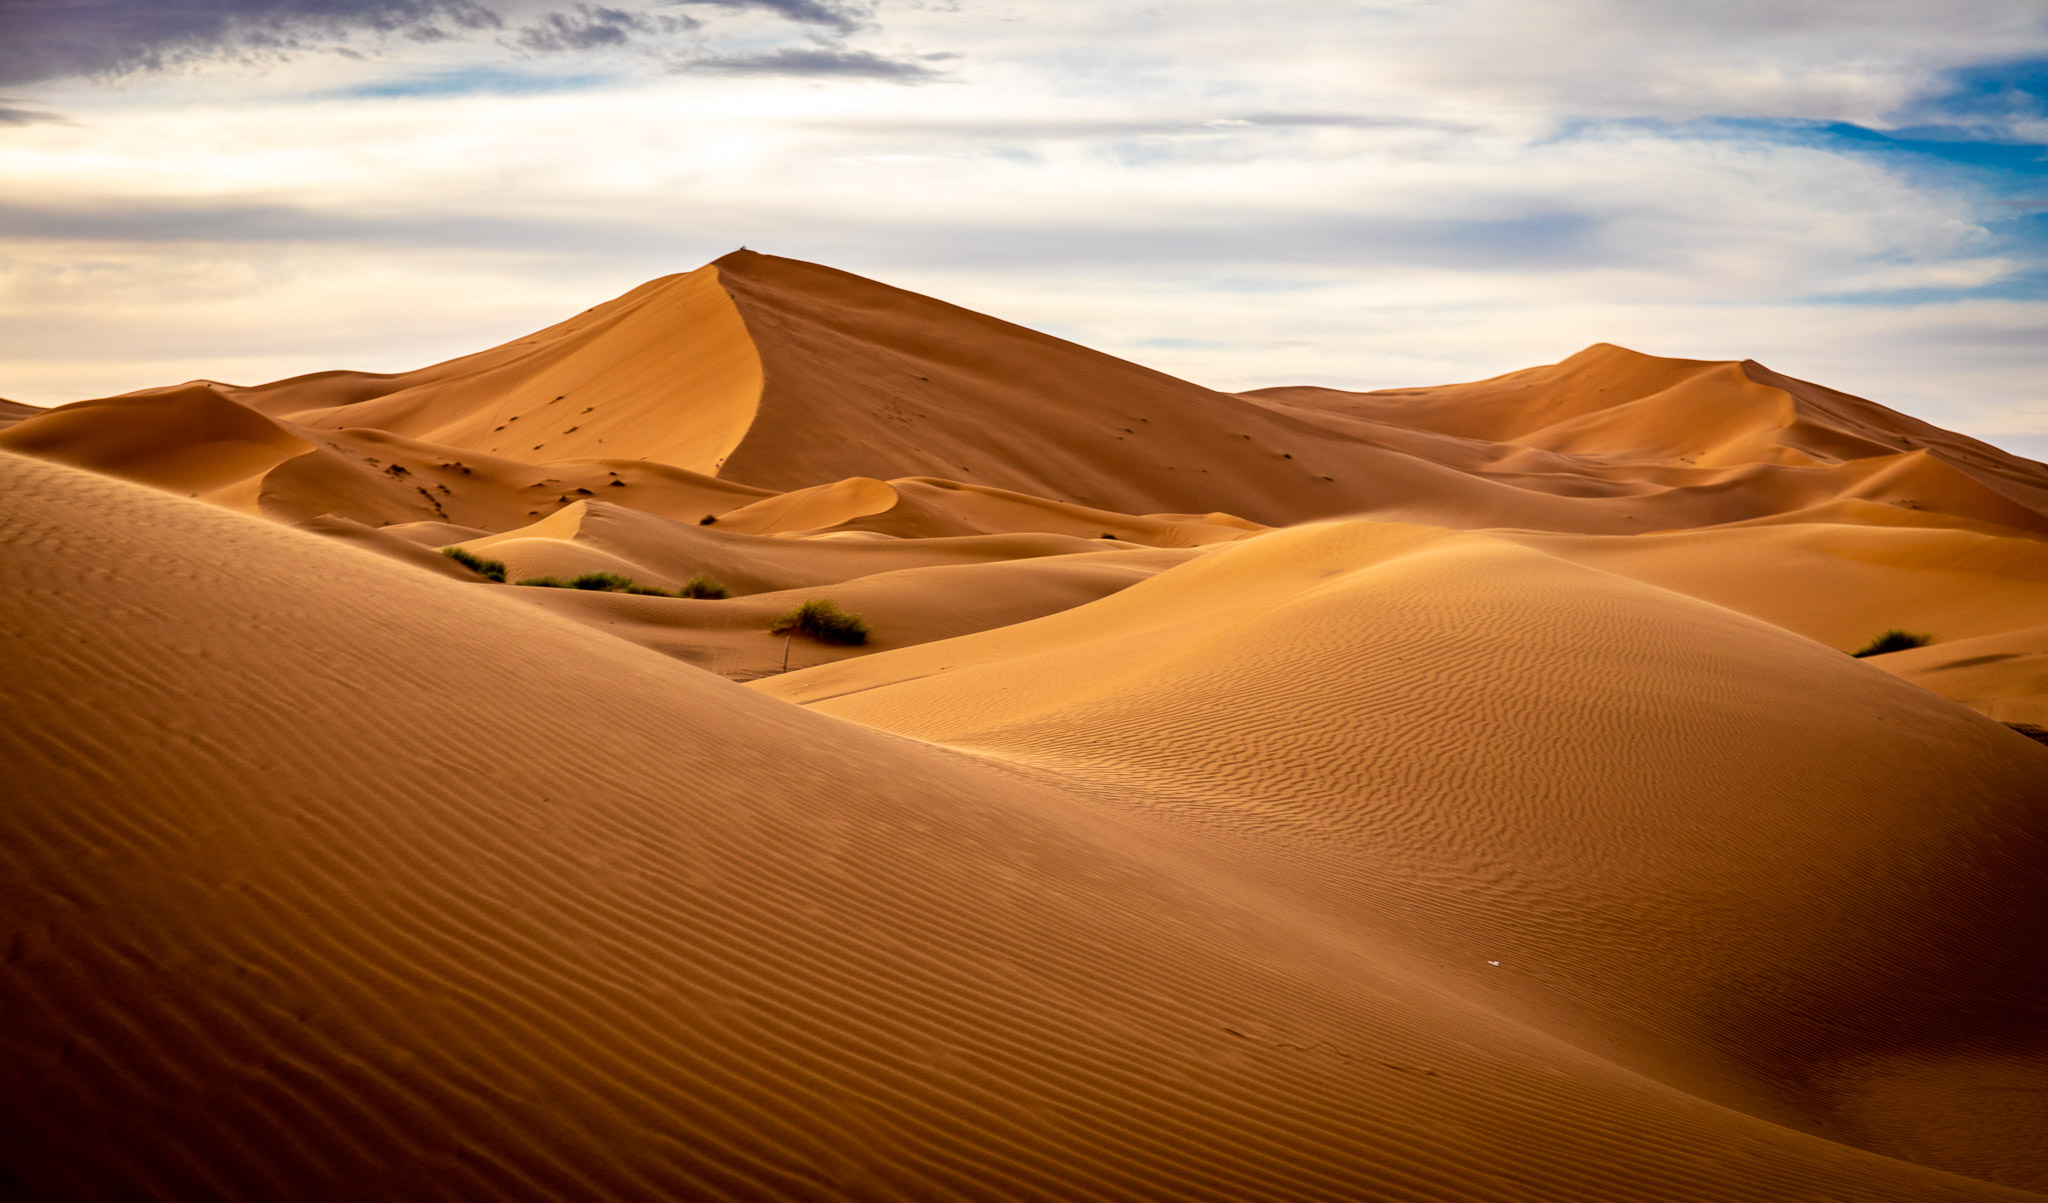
[9,452,2048,1203]
[763,519,2048,1193]
[1872,622,2048,727]
[1507,515,2048,651]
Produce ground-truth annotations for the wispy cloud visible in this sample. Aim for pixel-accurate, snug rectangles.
[685,46,939,79]
[516,4,696,52]
[0,102,68,125]
[672,0,871,35]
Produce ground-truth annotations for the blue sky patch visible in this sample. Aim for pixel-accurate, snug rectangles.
[323,67,614,100]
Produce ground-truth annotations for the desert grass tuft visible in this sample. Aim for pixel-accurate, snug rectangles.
[442,547,507,582]
[1851,629,1934,657]
[677,575,731,599]
[570,572,636,591]
[514,576,567,588]
[770,598,868,645]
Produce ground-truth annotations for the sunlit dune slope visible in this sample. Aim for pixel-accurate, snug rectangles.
[1871,622,2048,726]
[15,451,2042,1201]
[1506,516,2048,651]
[232,264,763,474]
[763,520,2048,1192]
[0,380,773,531]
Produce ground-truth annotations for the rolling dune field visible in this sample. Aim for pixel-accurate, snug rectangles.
[4,252,2045,1201]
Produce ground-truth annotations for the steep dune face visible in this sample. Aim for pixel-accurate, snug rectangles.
[234,266,763,474]
[16,451,2041,1202]
[764,520,2048,1190]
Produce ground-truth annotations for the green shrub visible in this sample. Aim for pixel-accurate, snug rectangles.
[677,575,730,599]
[442,546,506,582]
[770,598,868,645]
[570,572,635,591]
[623,585,674,597]
[1851,629,1934,657]
[515,576,567,588]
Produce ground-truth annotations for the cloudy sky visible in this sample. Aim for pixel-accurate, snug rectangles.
[2,0,2045,456]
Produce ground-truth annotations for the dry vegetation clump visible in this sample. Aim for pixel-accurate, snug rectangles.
[510,571,730,599]
[771,598,868,645]
[571,572,635,591]
[1851,629,1935,657]
[442,547,506,582]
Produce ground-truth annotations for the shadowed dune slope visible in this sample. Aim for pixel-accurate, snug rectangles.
[0,397,46,429]
[763,520,2048,1192]
[10,455,2046,1202]
[707,251,1382,524]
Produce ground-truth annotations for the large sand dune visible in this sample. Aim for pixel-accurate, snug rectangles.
[5,251,2048,1200]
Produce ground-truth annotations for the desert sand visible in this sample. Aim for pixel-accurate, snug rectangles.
[3,250,2045,1201]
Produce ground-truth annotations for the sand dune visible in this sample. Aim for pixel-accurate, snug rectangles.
[6,250,2048,1200]
[502,545,1194,676]
[763,519,2048,1191]
[457,499,1125,596]
[1248,344,2048,535]
[234,266,763,475]
[0,382,314,504]
[1871,622,2048,726]
[1508,518,2048,650]
[29,253,2038,540]
[10,450,2045,1203]
[0,397,45,429]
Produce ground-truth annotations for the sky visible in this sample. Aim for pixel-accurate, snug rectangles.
[1,0,2045,458]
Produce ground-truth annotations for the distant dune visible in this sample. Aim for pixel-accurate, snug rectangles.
[4,252,2046,1200]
